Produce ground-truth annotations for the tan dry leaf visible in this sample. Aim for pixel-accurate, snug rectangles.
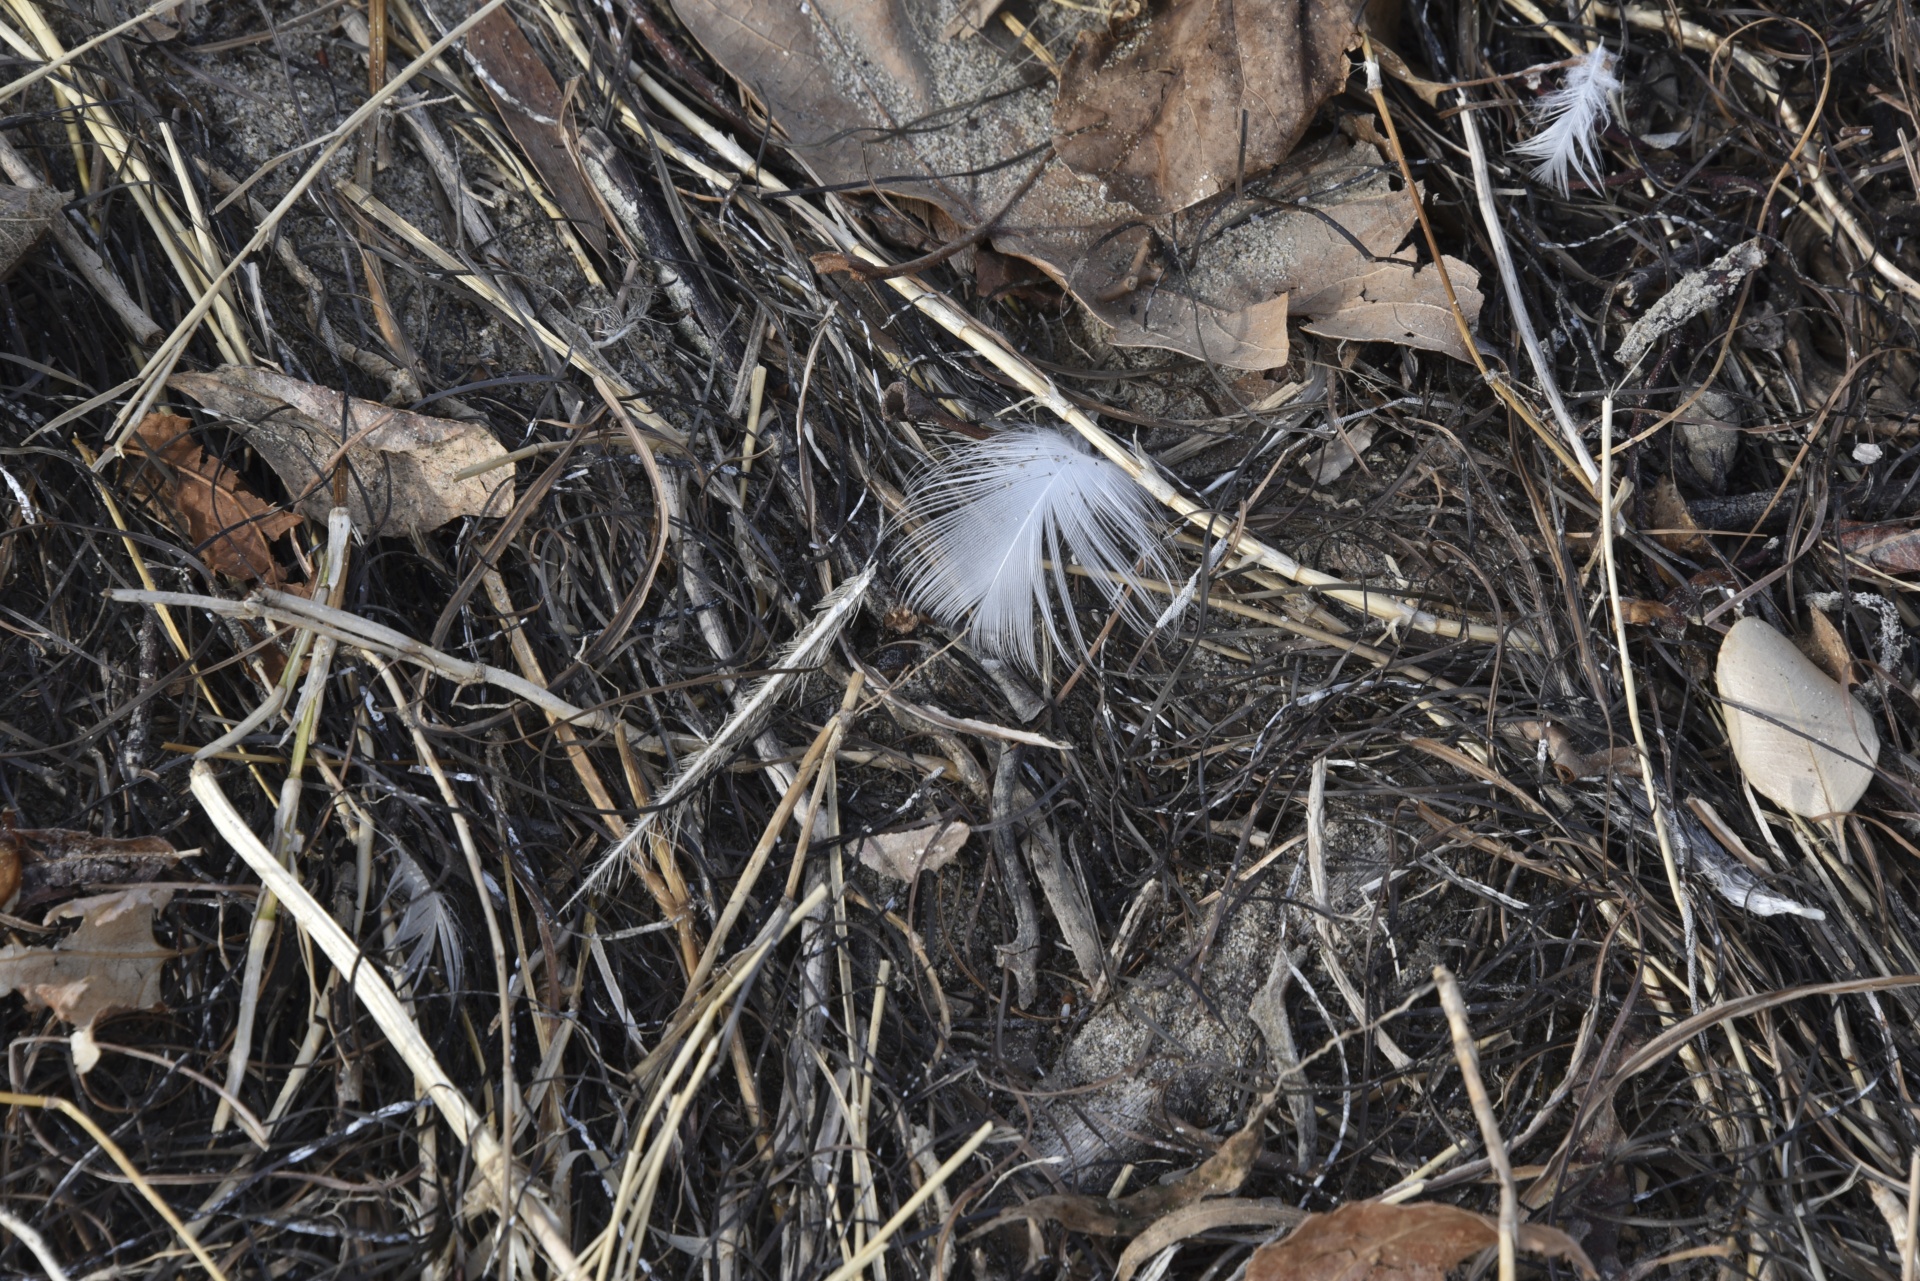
[168,367,514,535]
[1645,475,1710,555]
[0,887,174,1067]
[1245,1200,1596,1281]
[855,821,970,882]
[1717,616,1880,818]
[1805,608,1854,686]
[1294,258,1482,364]
[126,412,301,581]
[1301,422,1375,485]
[1052,0,1359,215]
[669,1,1481,368]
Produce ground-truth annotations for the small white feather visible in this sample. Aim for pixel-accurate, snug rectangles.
[387,848,463,992]
[897,427,1171,670]
[1512,47,1621,195]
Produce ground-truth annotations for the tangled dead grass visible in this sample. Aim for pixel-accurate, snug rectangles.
[2,0,1920,1278]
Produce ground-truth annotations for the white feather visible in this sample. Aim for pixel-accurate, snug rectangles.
[897,427,1171,670]
[1512,47,1621,195]
[386,848,463,993]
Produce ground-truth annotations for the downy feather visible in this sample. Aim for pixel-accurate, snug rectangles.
[1512,47,1620,195]
[897,428,1171,670]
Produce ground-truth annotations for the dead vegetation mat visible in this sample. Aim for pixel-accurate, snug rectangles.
[1,0,1920,1278]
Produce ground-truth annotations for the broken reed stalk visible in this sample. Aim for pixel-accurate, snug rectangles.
[0,1207,71,1281]
[1452,87,1599,488]
[189,762,583,1279]
[1599,398,1694,993]
[1433,967,1518,1281]
[0,0,181,104]
[582,884,830,1281]
[107,587,653,747]
[688,671,864,995]
[367,652,521,1244]
[212,510,352,1139]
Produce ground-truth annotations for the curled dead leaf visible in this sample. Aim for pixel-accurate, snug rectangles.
[1052,0,1359,215]
[125,412,301,581]
[168,367,514,535]
[1245,1200,1596,1281]
[1716,616,1880,818]
[855,821,970,882]
[668,1,1481,368]
[1645,475,1709,555]
[0,886,175,1071]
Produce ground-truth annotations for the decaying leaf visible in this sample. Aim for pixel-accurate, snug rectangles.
[1717,616,1880,818]
[1301,422,1375,485]
[125,412,300,581]
[0,183,64,281]
[464,6,606,255]
[1,816,183,910]
[669,1,1481,368]
[1511,719,1639,781]
[855,820,970,882]
[1645,475,1710,555]
[1676,385,1741,493]
[168,366,514,535]
[1805,608,1854,686]
[0,886,175,1070]
[1245,1200,1596,1281]
[1839,520,1920,575]
[1052,0,1359,215]
[1618,597,1686,633]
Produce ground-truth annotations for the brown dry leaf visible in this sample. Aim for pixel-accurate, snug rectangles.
[855,821,970,882]
[669,1,1481,368]
[1511,719,1640,781]
[1645,475,1710,555]
[464,7,607,255]
[1805,608,1854,686]
[1717,616,1880,818]
[168,366,514,535]
[126,412,301,581]
[1052,0,1359,215]
[0,887,174,1070]
[1838,520,1920,574]
[1245,1201,1596,1281]
[2,817,183,911]
[1294,259,1479,360]
[1618,597,1686,633]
